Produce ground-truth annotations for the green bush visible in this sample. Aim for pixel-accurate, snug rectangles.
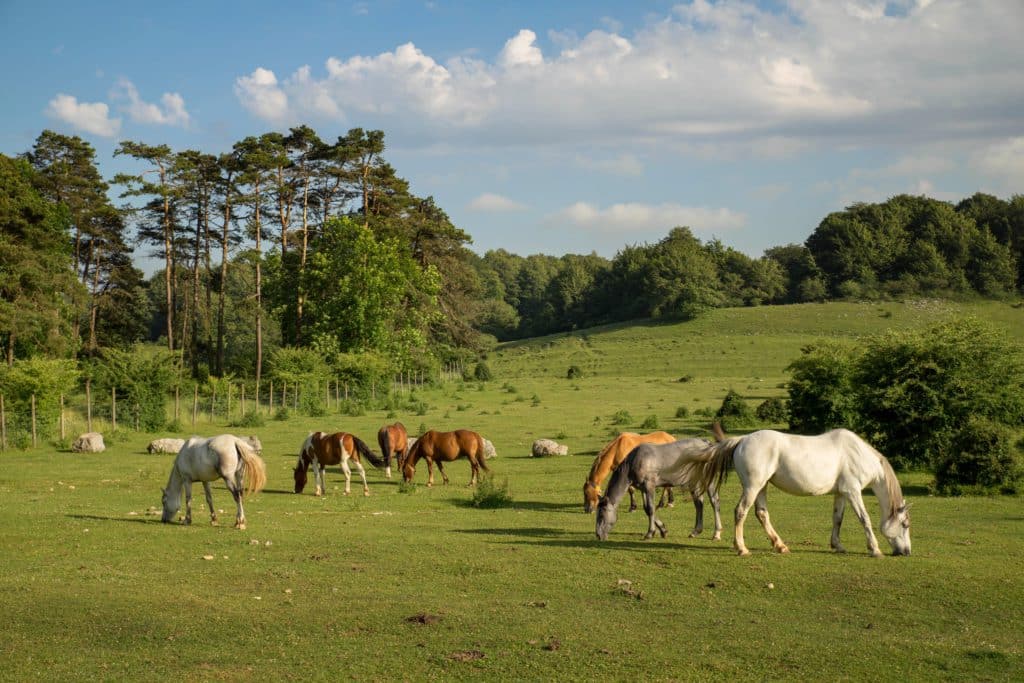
[567,365,583,379]
[85,347,176,432]
[473,361,493,381]
[471,474,513,508]
[675,406,690,419]
[274,407,290,421]
[933,418,1022,495]
[755,397,788,424]
[786,341,859,434]
[715,390,756,430]
[229,411,266,429]
[611,410,632,425]
[640,415,660,430]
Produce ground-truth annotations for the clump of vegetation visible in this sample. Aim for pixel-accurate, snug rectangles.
[611,410,632,425]
[675,406,690,419]
[933,418,1022,495]
[473,361,493,381]
[715,390,756,430]
[339,399,366,417]
[755,398,788,424]
[229,411,265,429]
[677,374,694,383]
[274,407,290,421]
[165,419,184,432]
[397,480,417,494]
[640,415,660,429]
[787,317,1024,493]
[531,394,541,407]
[567,365,583,379]
[471,475,513,508]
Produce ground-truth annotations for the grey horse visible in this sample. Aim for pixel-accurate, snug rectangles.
[596,437,719,541]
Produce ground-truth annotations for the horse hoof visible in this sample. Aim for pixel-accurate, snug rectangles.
[870,550,884,558]
[737,548,751,556]
[712,533,722,541]
[832,545,847,554]
[363,491,370,497]
[659,530,668,539]
[688,530,700,538]
[776,545,790,554]
[236,523,246,530]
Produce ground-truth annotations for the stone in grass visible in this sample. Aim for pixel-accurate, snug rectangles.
[531,438,568,457]
[72,432,105,453]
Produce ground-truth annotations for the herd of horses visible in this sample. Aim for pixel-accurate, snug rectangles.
[161,421,912,558]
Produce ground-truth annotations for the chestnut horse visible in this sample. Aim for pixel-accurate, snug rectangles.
[584,431,722,539]
[377,422,409,479]
[294,431,385,496]
[402,429,488,486]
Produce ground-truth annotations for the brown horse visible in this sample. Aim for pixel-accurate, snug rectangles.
[402,429,489,486]
[294,431,385,496]
[584,431,723,539]
[377,422,409,479]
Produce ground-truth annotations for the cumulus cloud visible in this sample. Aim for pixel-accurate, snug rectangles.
[467,193,527,212]
[551,201,746,234]
[972,137,1024,190]
[45,94,121,137]
[231,3,1024,153]
[235,67,290,123]
[111,78,190,127]
[575,153,643,175]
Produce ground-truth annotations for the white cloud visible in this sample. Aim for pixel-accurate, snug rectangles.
[231,3,1024,153]
[235,67,290,123]
[551,201,746,234]
[111,78,190,127]
[972,137,1024,190]
[44,94,121,137]
[467,193,527,212]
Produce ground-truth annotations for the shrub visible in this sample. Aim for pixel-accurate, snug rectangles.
[473,361,493,381]
[933,418,1022,495]
[611,410,632,425]
[165,419,184,432]
[471,474,513,508]
[755,398,788,424]
[640,415,660,430]
[785,341,859,434]
[339,400,366,417]
[715,390,756,430]
[677,374,694,383]
[567,365,583,379]
[274,407,290,421]
[230,411,265,429]
[675,406,690,419]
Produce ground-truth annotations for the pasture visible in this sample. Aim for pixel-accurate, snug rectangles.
[1,301,1022,681]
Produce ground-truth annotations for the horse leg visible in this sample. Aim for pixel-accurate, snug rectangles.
[354,458,370,496]
[225,477,246,529]
[313,461,324,497]
[754,487,789,553]
[831,494,847,553]
[467,456,479,486]
[436,460,449,485]
[202,481,217,525]
[733,487,757,556]
[627,485,638,512]
[426,458,435,487]
[845,490,883,557]
[183,480,194,525]
[708,487,723,541]
[642,483,667,539]
[341,457,353,495]
[688,487,704,538]
[657,485,675,509]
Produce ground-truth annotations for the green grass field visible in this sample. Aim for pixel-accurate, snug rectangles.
[1,301,1022,681]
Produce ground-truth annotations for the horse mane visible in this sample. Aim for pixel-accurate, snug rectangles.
[296,432,316,469]
[602,453,634,505]
[875,449,905,518]
[588,433,629,482]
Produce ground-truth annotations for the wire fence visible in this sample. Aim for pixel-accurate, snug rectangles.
[0,366,472,451]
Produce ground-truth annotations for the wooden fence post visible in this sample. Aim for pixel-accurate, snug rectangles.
[175,386,180,423]
[269,381,274,414]
[60,394,65,441]
[192,386,198,427]
[256,381,261,415]
[86,379,92,432]
[31,393,37,448]
[0,394,5,451]
[241,384,246,417]
[111,387,117,430]
[226,383,232,422]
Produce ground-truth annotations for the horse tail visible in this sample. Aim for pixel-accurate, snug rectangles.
[235,438,267,496]
[377,427,392,468]
[352,435,385,468]
[689,436,743,496]
[475,432,490,472]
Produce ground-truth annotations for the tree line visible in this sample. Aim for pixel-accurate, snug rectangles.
[476,194,1024,339]
[2,126,1022,376]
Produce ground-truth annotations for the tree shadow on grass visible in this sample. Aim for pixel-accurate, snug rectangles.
[448,499,579,513]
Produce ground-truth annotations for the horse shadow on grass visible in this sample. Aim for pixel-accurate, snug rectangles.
[449,499,579,513]
[453,526,730,553]
[67,513,158,525]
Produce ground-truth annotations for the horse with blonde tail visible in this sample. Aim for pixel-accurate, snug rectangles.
[690,427,912,557]
[161,434,267,529]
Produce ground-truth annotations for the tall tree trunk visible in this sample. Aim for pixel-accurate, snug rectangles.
[86,241,99,353]
[191,201,203,378]
[5,333,14,367]
[254,179,263,387]
[162,169,174,351]
[216,198,231,377]
[296,176,311,345]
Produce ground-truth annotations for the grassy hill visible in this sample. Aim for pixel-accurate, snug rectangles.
[0,300,1021,680]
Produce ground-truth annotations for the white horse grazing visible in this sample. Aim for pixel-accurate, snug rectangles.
[161,434,267,529]
[690,428,911,557]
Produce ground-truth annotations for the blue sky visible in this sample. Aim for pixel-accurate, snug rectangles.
[3,0,1023,270]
